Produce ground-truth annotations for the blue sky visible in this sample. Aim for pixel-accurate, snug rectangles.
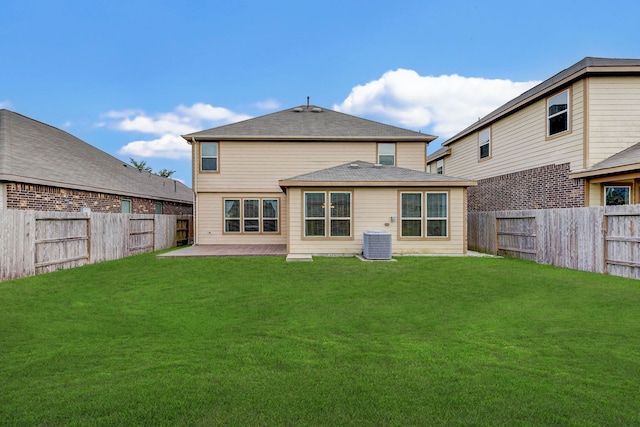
[2,0,640,185]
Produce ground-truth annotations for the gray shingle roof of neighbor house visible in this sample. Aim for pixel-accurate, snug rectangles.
[443,57,640,146]
[570,141,640,179]
[0,109,193,204]
[182,105,436,142]
[279,161,476,187]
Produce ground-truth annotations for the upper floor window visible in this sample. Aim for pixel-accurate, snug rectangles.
[304,191,352,238]
[121,199,131,213]
[436,159,444,175]
[547,89,570,137]
[479,128,491,159]
[201,142,219,172]
[377,143,396,166]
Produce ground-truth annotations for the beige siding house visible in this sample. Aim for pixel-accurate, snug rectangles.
[184,105,476,256]
[427,57,640,211]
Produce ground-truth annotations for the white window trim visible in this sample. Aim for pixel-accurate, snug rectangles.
[604,185,632,206]
[377,143,396,166]
[426,191,448,238]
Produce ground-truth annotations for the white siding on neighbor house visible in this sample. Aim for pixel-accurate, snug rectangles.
[587,76,640,167]
[443,80,586,180]
[196,192,287,245]
[286,187,467,255]
[195,141,428,193]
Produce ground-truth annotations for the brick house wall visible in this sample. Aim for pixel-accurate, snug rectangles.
[4,182,192,215]
[467,163,585,212]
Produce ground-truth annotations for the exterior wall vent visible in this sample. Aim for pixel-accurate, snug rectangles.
[363,231,392,260]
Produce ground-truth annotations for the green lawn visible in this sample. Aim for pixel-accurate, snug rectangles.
[1,252,639,426]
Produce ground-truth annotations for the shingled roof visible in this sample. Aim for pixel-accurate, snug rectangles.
[570,142,640,179]
[183,105,436,142]
[0,109,193,203]
[444,57,640,146]
[279,161,476,187]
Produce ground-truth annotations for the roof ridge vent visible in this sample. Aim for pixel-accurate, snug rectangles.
[292,107,303,112]
[349,163,360,169]
[311,107,323,113]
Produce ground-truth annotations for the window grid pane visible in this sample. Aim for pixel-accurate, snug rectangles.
[605,186,631,206]
[548,90,569,136]
[224,199,241,233]
[426,192,448,237]
[305,193,325,218]
[201,143,219,171]
[401,193,422,237]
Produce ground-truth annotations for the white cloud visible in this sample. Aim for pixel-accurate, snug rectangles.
[0,100,13,109]
[255,99,280,110]
[334,69,540,139]
[105,103,252,159]
[119,134,191,160]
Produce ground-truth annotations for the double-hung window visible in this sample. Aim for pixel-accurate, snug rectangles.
[224,198,279,233]
[304,191,352,238]
[201,142,219,172]
[378,143,396,166]
[479,128,491,160]
[400,191,448,238]
[436,159,444,175]
[547,89,570,137]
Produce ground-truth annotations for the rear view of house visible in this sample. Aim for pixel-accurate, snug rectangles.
[0,109,193,214]
[184,104,476,256]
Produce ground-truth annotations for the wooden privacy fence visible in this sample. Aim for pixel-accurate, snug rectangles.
[468,205,640,280]
[0,211,193,281]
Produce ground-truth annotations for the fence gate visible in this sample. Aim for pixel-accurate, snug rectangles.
[175,216,192,246]
[35,216,90,275]
[496,216,537,261]
[605,210,640,279]
[128,217,155,255]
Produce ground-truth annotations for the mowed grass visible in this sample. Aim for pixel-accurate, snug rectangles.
[1,253,640,426]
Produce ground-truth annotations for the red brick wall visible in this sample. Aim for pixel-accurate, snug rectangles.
[5,183,192,215]
[467,163,585,212]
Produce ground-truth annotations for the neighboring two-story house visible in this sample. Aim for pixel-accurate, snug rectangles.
[183,105,476,256]
[0,109,193,214]
[426,57,640,211]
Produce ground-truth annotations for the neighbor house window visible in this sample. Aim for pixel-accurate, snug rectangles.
[155,202,162,214]
[201,142,219,172]
[436,159,444,174]
[304,191,352,238]
[479,128,491,159]
[121,199,131,213]
[604,186,631,206]
[378,143,396,166]
[400,191,449,238]
[224,198,279,233]
[547,89,570,137]
[426,164,431,173]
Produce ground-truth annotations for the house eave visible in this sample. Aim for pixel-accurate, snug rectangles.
[278,180,477,188]
[182,135,435,143]
[0,174,193,204]
[569,163,640,179]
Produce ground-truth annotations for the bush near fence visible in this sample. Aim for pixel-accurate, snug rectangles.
[468,205,640,280]
[0,211,192,281]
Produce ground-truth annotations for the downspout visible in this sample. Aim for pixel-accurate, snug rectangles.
[189,137,198,245]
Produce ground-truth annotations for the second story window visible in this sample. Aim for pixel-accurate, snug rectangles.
[377,143,396,166]
[201,142,219,172]
[479,128,491,159]
[547,89,570,137]
[436,159,444,175]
